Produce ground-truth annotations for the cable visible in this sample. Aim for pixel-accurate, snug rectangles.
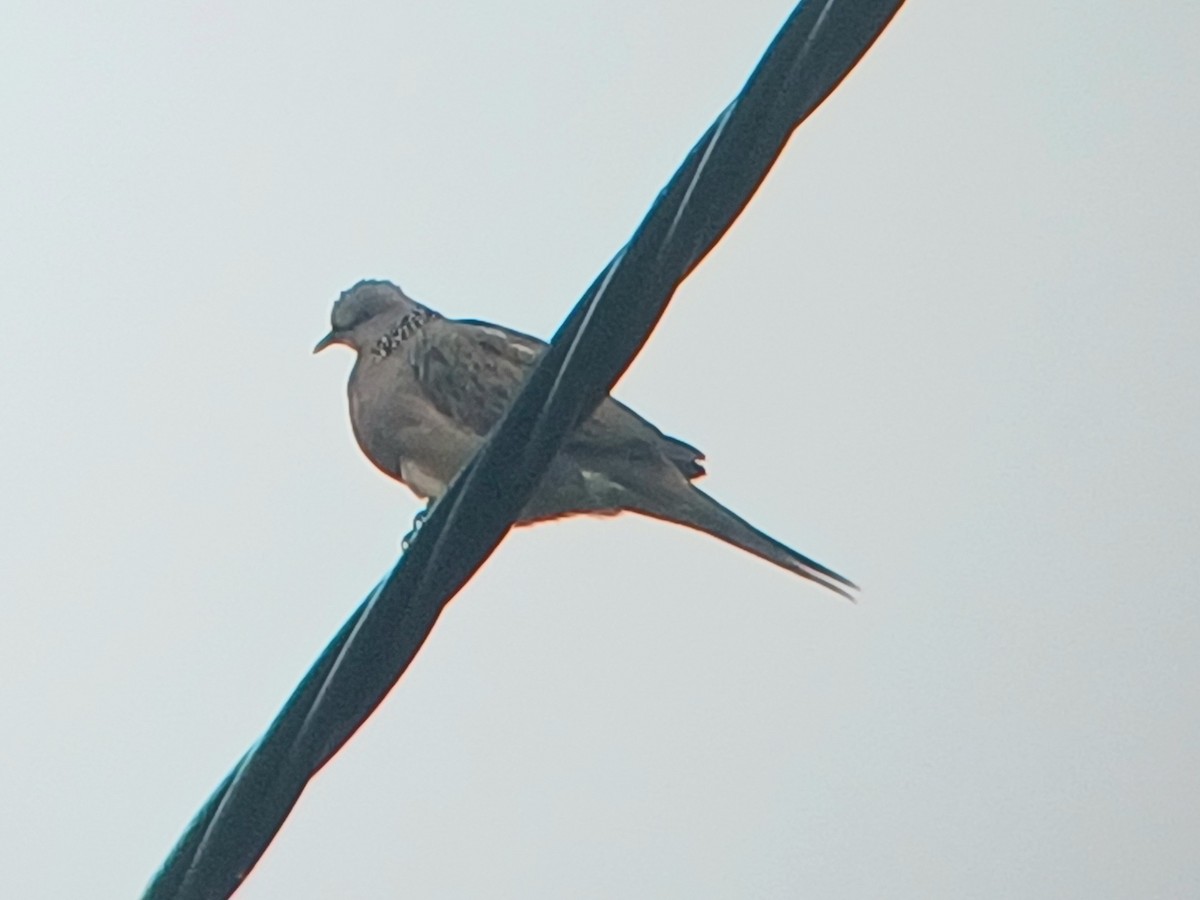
[142,2,905,896]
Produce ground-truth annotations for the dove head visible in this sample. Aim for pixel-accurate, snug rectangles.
[314,279,426,353]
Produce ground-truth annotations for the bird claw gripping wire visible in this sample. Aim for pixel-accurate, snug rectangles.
[400,506,430,552]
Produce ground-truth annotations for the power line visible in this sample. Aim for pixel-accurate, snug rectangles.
[142,3,905,897]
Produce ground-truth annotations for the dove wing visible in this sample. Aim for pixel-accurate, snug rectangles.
[408,318,705,479]
[407,319,536,438]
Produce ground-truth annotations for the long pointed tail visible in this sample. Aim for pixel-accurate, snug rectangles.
[631,484,858,601]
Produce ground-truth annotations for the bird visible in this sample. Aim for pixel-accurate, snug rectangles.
[315,279,856,599]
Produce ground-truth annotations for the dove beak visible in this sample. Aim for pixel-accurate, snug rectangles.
[313,331,342,354]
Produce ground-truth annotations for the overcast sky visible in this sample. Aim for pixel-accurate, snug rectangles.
[2,2,1198,898]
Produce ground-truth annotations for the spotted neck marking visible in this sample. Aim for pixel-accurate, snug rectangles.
[372,307,439,357]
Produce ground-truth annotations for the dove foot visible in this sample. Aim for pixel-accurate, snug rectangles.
[400,506,430,552]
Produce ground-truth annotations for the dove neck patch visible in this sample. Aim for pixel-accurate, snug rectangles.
[372,307,439,358]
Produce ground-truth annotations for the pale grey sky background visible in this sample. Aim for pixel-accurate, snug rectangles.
[2,2,1198,898]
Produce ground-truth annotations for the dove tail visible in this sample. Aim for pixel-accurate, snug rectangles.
[632,485,858,601]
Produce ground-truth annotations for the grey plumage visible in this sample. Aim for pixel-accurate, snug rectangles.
[315,279,856,599]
